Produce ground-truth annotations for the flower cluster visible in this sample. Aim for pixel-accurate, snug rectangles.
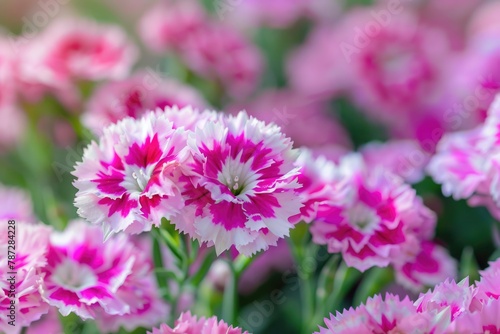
[315,257,500,334]
[139,0,262,98]
[299,150,455,290]
[74,107,302,256]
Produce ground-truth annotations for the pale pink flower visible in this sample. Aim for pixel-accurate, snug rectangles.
[73,111,189,237]
[0,184,36,223]
[316,294,449,334]
[450,298,500,334]
[310,154,436,272]
[138,1,206,54]
[39,221,163,321]
[83,71,206,136]
[287,25,351,100]
[394,240,457,292]
[229,89,352,148]
[0,222,51,333]
[139,1,262,98]
[173,111,302,256]
[291,148,344,224]
[148,311,248,334]
[415,278,481,322]
[360,140,430,184]
[26,308,63,334]
[19,17,137,105]
[476,258,500,301]
[428,95,500,219]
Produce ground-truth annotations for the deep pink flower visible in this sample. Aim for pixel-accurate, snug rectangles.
[73,111,189,237]
[83,71,206,136]
[148,311,248,334]
[310,154,436,272]
[172,111,302,256]
[0,222,51,333]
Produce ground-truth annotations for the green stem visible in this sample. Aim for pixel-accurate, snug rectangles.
[222,260,237,325]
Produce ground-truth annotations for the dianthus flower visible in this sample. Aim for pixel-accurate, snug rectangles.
[315,294,448,334]
[415,278,481,321]
[19,17,137,107]
[139,1,262,98]
[428,95,500,220]
[73,111,189,237]
[172,112,302,256]
[310,153,436,272]
[149,311,248,334]
[39,221,166,320]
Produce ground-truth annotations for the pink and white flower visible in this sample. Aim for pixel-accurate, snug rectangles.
[172,111,302,256]
[415,278,481,322]
[39,221,165,322]
[73,111,189,237]
[310,153,436,272]
[315,294,449,334]
[450,298,500,334]
[428,94,500,220]
[149,311,248,334]
[0,222,51,334]
[83,71,206,136]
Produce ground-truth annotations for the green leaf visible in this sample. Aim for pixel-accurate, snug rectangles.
[190,251,217,286]
[460,247,480,282]
[353,267,394,306]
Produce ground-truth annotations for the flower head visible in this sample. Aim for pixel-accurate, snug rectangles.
[39,221,163,320]
[311,154,436,272]
[74,111,189,237]
[148,311,248,334]
[173,111,302,256]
